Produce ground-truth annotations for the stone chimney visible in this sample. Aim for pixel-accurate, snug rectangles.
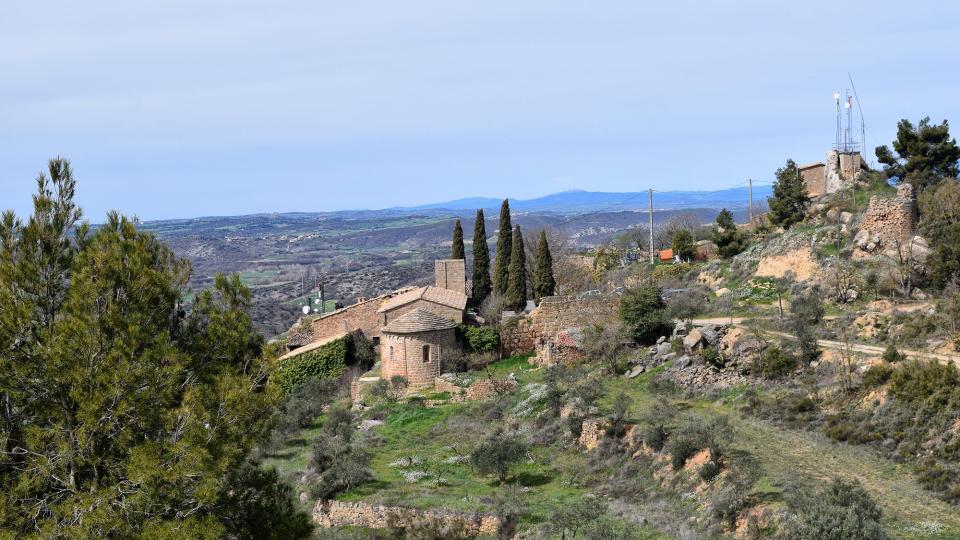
[434,259,467,296]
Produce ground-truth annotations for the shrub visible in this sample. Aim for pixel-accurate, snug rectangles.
[619,285,670,345]
[699,460,722,482]
[457,324,500,354]
[759,346,798,378]
[369,375,409,402]
[889,359,960,406]
[862,364,893,388]
[273,336,353,394]
[782,477,889,540]
[702,346,724,369]
[582,323,630,374]
[881,343,906,364]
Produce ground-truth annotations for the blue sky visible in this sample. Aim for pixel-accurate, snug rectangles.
[1,1,958,221]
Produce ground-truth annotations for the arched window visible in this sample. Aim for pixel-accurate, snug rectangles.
[422,345,430,362]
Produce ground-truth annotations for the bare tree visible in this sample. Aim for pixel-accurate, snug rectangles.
[825,259,860,303]
[884,238,919,298]
[836,330,860,392]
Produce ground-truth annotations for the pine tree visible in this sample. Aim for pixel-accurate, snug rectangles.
[492,199,512,295]
[0,159,310,538]
[533,229,555,301]
[767,159,810,229]
[471,209,492,305]
[713,208,745,258]
[506,225,527,311]
[451,219,465,259]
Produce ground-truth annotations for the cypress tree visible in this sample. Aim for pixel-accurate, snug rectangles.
[451,219,465,259]
[492,199,512,295]
[767,159,810,229]
[533,229,555,301]
[471,209,492,305]
[506,225,527,311]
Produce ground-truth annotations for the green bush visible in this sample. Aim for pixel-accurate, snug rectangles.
[889,359,960,407]
[862,364,893,388]
[620,285,670,345]
[457,324,500,354]
[702,346,724,369]
[652,262,695,281]
[881,343,906,364]
[759,346,798,379]
[782,477,889,540]
[273,336,353,394]
[699,460,721,482]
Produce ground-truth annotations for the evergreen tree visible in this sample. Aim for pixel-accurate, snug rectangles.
[713,208,746,258]
[768,159,810,229]
[876,117,960,191]
[0,159,310,538]
[493,199,512,295]
[506,225,527,311]
[471,209,492,305]
[672,229,695,261]
[451,219,465,259]
[533,229,556,301]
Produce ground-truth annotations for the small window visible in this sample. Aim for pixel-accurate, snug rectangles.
[389,346,394,360]
[422,345,430,363]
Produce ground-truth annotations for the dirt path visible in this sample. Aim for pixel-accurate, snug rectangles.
[688,318,960,367]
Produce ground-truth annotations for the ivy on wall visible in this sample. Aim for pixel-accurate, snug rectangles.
[273,336,353,394]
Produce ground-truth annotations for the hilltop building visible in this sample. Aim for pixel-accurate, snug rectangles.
[799,149,862,199]
[282,258,469,391]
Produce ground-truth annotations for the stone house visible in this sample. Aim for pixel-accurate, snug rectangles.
[380,308,458,391]
[286,259,468,352]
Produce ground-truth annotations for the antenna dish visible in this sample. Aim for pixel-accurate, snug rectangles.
[302,305,310,315]
[832,91,840,100]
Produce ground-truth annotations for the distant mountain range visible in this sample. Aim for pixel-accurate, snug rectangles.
[397,186,772,214]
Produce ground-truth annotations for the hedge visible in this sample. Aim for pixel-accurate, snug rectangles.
[273,336,353,394]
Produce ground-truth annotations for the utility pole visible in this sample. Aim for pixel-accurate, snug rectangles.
[648,188,654,264]
[748,178,753,225]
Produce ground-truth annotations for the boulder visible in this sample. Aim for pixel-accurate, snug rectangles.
[700,324,722,346]
[672,321,688,338]
[825,208,840,224]
[656,341,672,357]
[656,336,667,345]
[683,328,706,352]
[625,364,646,379]
[715,287,731,297]
[676,355,692,368]
[840,211,854,224]
[732,337,765,362]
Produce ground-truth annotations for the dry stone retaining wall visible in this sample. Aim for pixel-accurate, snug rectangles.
[312,500,502,535]
[500,295,618,357]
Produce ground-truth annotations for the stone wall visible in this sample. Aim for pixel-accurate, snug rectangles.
[500,295,618,357]
[434,259,466,296]
[380,329,455,390]
[312,500,502,536]
[799,162,826,198]
[310,288,417,341]
[854,183,918,254]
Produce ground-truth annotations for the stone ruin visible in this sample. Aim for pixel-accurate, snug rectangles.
[854,183,930,261]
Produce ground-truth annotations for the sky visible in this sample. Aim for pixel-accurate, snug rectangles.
[1,1,958,221]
